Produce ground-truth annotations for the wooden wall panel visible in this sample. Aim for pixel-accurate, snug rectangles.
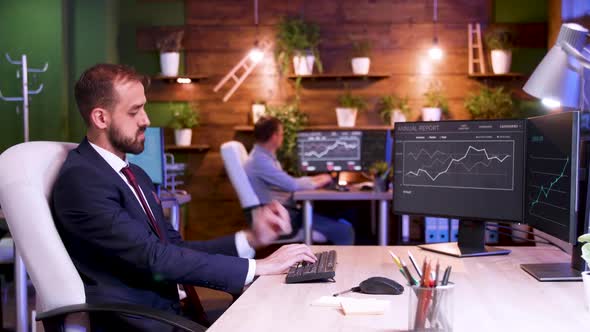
[141,0,537,241]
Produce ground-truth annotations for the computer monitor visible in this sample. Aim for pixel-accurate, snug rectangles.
[126,127,165,186]
[393,119,526,257]
[521,111,585,281]
[296,129,392,173]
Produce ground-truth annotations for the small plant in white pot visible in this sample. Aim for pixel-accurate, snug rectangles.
[368,160,392,192]
[155,30,184,77]
[379,95,411,127]
[251,100,266,124]
[422,82,449,121]
[336,91,367,127]
[275,17,323,76]
[485,28,513,74]
[579,233,590,310]
[351,39,371,75]
[169,103,199,146]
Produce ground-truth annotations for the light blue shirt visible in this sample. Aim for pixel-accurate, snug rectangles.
[244,144,315,207]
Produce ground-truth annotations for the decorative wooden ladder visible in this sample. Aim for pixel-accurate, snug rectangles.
[213,40,271,102]
[468,23,487,75]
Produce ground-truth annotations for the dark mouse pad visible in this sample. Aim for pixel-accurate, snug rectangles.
[358,276,404,295]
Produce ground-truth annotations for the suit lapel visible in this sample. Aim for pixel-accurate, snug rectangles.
[77,139,160,235]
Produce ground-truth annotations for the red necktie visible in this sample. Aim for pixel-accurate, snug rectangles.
[121,166,209,325]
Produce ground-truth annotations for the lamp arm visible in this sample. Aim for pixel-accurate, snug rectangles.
[560,42,590,70]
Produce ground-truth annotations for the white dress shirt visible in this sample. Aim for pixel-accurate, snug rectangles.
[89,141,256,285]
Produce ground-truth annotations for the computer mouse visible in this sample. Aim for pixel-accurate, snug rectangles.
[358,276,404,295]
[360,184,374,191]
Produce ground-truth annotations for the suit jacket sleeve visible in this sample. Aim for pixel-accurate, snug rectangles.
[53,165,249,294]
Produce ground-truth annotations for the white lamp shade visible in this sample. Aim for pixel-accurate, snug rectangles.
[523,23,589,109]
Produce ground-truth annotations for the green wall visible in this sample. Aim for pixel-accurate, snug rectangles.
[0,0,68,151]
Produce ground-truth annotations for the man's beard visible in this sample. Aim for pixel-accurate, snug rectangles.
[108,125,146,155]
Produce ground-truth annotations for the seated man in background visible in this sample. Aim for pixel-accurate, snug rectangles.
[244,116,355,245]
[52,64,316,332]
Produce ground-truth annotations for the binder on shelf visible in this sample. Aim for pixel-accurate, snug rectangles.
[424,217,439,243]
[450,219,459,242]
[436,218,449,242]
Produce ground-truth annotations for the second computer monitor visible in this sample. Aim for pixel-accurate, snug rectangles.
[296,129,391,173]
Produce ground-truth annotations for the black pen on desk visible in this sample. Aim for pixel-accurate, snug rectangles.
[400,257,418,286]
[408,251,422,279]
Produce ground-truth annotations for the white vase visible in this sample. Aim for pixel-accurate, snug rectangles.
[174,128,192,146]
[422,107,442,121]
[490,49,512,74]
[351,57,371,75]
[293,54,315,76]
[251,104,266,124]
[391,109,407,127]
[335,107,358,127]
[160,52,180,77]
[583,271,590,311]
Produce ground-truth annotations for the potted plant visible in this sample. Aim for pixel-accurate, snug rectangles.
[422,82,449,121]
[368,161,391,192]
[275,17,323,76]
[169,103,199,146]
[579,233,590,310]
[464,86,514,119]
[336,90,367,127]
[251,100,266,124]
[155,30,184,77]
[265,102,308,175]
[379,95,411,127]
[351,39,371,75]
[485,27,513,74]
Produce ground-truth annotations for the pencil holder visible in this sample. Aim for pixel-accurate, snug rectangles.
[408,283,455,332]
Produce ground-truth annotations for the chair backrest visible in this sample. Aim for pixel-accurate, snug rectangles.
[220,141,260,209]
[0,141,84,312]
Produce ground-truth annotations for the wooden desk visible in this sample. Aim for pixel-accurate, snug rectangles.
[208,246,589,332]
[293,190,392,245]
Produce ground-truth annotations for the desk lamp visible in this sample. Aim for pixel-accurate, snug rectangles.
[523,23,590,109]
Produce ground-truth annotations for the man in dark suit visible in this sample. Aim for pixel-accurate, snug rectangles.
[52,64,316,331]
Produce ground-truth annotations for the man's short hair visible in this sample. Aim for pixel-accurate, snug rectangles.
[74,64,149,126]
[254,116,282,143]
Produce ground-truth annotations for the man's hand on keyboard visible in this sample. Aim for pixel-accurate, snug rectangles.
[255,244,317,276]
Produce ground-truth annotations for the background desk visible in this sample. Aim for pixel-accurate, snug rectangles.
[293,190,392,245]
[208,246,588,332]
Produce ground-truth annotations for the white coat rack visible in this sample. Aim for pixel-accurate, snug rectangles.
[0,53,48,142]
[0,53,47,332]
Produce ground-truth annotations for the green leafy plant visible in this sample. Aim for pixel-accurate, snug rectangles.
[338,90,367,111]
[369,161,391,180]
[379,95,411,124]
[169,103,199,129]
[155,30,184,52]
[423,82,449,116]
[485,28,513,50]
[265,102,308,175]
[352,39,372,58]
[579,233,590,267]
[275,17,323,75]
[464,86,514,119]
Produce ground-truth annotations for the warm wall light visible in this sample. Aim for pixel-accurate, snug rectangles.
[428,0,443,61]
[176,77,192,84]
[429,39,443,60]
[248,45,265,63]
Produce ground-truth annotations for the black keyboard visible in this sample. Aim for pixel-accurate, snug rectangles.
[285,250,337,283]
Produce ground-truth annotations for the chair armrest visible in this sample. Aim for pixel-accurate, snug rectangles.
[36,303,207,332]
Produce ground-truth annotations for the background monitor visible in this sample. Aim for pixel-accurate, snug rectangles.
[126,127,165,185]
[521,111,583,281]
[296,129,392,173]
[393,119,526,257]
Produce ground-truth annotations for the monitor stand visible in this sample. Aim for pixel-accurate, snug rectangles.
[418,220,511,257]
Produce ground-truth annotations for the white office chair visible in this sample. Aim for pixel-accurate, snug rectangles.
[220,141,326,243]
[0,141,205,331]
